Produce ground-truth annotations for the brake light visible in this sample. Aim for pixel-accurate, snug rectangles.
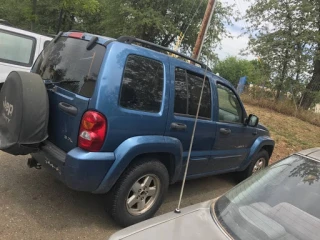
[68,32,84,39]
[78,111,107,152]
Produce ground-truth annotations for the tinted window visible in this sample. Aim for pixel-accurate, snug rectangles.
[174,68,211,119]
[217,84,243,123]
[32,37,105,98]
[120,55,164,112]
[0,30,36,66]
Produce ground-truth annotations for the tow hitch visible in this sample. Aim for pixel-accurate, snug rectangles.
[27,158,41,169]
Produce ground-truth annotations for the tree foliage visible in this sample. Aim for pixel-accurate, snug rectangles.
[0,0,235,63]
[214,56,269,86]
[244,0,320,108]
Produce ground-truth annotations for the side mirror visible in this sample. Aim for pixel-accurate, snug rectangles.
[245,114,259,127]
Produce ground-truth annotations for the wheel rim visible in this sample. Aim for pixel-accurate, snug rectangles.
[252,158,266,174]
[126,174,161,216]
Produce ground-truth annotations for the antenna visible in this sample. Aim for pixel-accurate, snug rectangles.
[175,63,209,213]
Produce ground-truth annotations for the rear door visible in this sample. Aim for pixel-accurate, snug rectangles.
[208,82,256,172]
[165,59,216,177]
[31,35,106,152]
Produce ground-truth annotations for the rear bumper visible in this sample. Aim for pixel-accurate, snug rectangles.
[31,141,115,192]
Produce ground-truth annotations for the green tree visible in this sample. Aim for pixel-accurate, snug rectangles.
[0,0,99,34]
[213,56,267,86]
[0,0,235,62]
[244,0,320,106]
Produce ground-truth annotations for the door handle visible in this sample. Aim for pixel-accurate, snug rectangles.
[220,128,231,135]
[170,122,187,131]
[58,102,78,116]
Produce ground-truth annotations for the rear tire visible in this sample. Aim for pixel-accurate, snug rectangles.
[108,158,169,227]
[237,149,269,181]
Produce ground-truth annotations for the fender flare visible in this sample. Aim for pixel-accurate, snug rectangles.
[238,136,275,171]
[93,135,183,193]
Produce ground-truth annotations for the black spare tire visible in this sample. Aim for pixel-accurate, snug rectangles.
[0,71,49,155]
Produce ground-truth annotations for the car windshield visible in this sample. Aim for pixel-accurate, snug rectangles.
[213,154,320,240]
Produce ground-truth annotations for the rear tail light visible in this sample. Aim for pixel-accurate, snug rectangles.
[78,111,107,152]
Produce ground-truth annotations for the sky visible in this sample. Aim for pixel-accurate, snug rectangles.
[215,0,256,60]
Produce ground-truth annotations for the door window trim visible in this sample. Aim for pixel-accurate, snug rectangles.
[0,29,37,67]
[173,67,213,120]
[216,82,245,125]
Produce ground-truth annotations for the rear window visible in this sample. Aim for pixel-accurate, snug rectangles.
[0,30,36,67]
[32,37,106,98]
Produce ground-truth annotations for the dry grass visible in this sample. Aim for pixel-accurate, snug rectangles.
[245,104,320,164]
[241,94,320,127]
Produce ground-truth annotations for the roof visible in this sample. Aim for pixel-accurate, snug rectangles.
[0,24,52,40]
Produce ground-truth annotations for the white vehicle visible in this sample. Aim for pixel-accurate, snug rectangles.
[0,23,52,89]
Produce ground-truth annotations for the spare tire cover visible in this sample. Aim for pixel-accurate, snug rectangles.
[0,71,49,155]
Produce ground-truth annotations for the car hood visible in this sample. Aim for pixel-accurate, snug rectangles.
[257,123,269,132]
[109,200,230,240]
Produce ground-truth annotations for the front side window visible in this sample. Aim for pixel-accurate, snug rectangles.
[214,155,320,240]
[217,84,243,123]
[174,68,211,119]
[120,55,164,113]
[0,30,36,66]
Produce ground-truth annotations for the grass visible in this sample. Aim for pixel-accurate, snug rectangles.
[245,104,320,164]
[241,94,320,127]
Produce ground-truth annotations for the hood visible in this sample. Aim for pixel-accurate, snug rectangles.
[257,123,269,132]
[109,200,230,240]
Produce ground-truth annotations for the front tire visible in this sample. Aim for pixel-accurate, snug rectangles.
[108,158,169,227]
[237,149,269,181]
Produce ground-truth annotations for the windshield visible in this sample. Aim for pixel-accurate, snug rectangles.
[32,36,105,98]
[214,154,320,240]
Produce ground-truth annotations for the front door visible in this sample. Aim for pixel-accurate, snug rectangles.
[165,59,216,178]
[209,82,256,172]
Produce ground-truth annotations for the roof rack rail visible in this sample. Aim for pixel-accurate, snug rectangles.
[117,36,210,70]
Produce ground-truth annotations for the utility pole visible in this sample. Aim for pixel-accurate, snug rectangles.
[192,0,216,60]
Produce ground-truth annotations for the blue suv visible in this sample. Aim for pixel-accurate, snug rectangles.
[0,31,274,227]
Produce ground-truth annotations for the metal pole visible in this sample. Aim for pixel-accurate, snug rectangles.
[192,0,216,60]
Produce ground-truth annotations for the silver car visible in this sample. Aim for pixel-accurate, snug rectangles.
[110,148,320,240]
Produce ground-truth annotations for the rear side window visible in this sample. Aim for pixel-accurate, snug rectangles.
[174,68,212,119]
[32,37,105,98]
[0,30,36,67]
[119,55,164,113]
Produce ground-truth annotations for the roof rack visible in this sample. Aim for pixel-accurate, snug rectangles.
[117,36,210,70]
